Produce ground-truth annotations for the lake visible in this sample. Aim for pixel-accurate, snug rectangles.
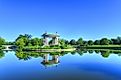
[0,50,121,80]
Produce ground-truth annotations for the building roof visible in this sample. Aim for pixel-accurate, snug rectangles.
[42,33,60,38]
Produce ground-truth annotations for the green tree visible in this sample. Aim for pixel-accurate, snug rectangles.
[100,38,109,45]
[94,40,100,45]
[77,37,83,45]
[59,39,66,46]
[39,38,43,46]
[83,41,88,46]
[88,40,93,45]
[69,39,76,45]
[15,38,25,50]
[15,34,32,46]
[0,37,5,46]
[65,40,69,45]
[111,39,119,44]
[31,38,40,46]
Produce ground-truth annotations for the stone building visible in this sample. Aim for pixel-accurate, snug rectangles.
[41,32,60,46]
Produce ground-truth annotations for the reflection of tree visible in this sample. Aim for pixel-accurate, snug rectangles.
[71,51,76,55]
[15,51,31,60]
[60,51,68,56]
[15,51,47,60]
[95,50,100,54]
[0,50,5,59]
[100,50,110,58]
[83,50,88,53]
[118,53,121,56]
[77,49,121,57]
[15,50,121,67]
[77,50,84,56]
[88,50,94,54]
[15,51,71,68]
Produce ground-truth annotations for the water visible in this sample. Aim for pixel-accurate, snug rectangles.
[0,50,121,80]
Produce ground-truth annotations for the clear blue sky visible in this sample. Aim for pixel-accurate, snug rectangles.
[0,0,121,41]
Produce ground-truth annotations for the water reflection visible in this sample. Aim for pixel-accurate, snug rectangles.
[41,54,60,68]
[1,50,121,80]
[14,51,69,68]
[1,49,121,67]
[15,49,121,67]
[0,50,5,59]
[77,49,121,58]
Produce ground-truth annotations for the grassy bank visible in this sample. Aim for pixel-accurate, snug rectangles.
[84,45,121,50]
[17,45,75,52]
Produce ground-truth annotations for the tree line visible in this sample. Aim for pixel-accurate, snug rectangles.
[1,34,121,48]
[69,37,121,45]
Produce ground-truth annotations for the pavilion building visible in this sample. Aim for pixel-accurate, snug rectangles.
[41,32,60,46]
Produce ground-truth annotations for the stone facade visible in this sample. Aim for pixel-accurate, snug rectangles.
[42,32,60,46]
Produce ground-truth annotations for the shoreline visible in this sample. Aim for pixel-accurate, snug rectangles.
[22,48,76,52]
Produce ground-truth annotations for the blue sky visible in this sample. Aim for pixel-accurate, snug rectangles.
[0,0,121,41]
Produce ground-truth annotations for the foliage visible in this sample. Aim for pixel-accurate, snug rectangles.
[0,37,5,46]
[2,33,121,51]
[76,37,83,45]
[31,38,42,46]
[88,40,93,45]
[15,38,25,50]
[59,39,66,45]
[69,39,76,45]
[94,40,100,45]
[100,38,110,45]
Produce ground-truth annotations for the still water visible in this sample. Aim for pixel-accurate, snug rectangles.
[0,50,121,80]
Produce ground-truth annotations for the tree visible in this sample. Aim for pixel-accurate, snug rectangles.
[88,40,93,45]
[31,38,40,46]
[65,40,69,45]
[69,39,76,45]
[0,37,5,46]
[15,34,32,46]
[100,38,109,45]
[77,37,83,45]
[94,40,100,45]
[117,36,121,43]
[15,38,25,50]
[109,39,113,44]
[83,41,88,46]
[59,39,66,46]
[111,36,121,45]
[111,39,118,44]
[39,38,43,46]
[24,34,32,39]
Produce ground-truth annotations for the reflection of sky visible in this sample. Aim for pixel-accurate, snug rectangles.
[0,51,121,80]
[0,0,121,41]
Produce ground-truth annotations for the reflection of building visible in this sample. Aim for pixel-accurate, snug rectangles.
[41,54,60,68]
[41,32,60,46]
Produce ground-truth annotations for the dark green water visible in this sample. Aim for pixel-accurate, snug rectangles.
[0,50,121,80]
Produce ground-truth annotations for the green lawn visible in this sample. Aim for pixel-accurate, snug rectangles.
[87,45,121,47]
[83,45,121,50]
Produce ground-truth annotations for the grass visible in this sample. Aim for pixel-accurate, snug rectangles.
[84,45,121,50]
[87,45,121,47]
[22,45,74,51]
